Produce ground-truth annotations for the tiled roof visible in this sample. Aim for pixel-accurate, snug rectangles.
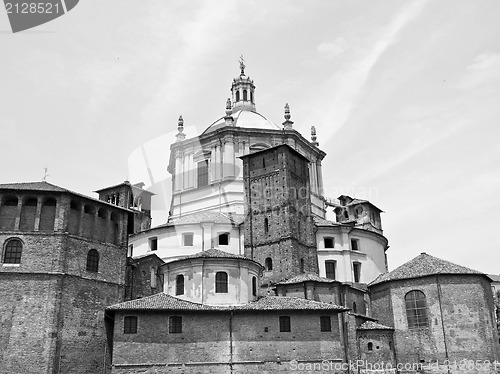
[132,253,165,262]
[107,294,347,312]
[0,181,130,211]
[0,181,68,192]
[107,293,223,311]
[167,248,263,267]
[163,212,245,227]
[313,216,341,227]
[370,253,485,286]
[276,273,338,285]
[357,321,394,330]
[488,274,500,283]
[232,296,347,311]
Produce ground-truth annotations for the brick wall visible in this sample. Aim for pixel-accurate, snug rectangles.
[110,310,347,374]
[370,275,500,373]
[243,145,319,285]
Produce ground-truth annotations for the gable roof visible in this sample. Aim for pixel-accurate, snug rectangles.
[369,252,486,286]
[106,294,347,312]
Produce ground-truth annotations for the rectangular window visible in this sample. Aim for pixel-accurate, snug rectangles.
[149,237,158,251]
[218,233,229,246]
[127,244,133,257]
[279,316,291,332]
[183,233,194,247]
[124,316,137,334]
[320,316,331,332]
[351,239,359,251]
[353,262,361,283]
[197,160,209,188]
[324,237,334,248]
[325,260,336,280]
[169,316,182,334]
[215,272,228,293]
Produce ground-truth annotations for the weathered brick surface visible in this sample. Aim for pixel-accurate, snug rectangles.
[110,310,347,374]
[0,188,130,374]
[370,274,500,373]
[242,145,319,285]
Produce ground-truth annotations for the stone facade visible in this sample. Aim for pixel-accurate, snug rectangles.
[0,182,129,374]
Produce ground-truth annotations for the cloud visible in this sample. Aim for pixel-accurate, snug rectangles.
[313,0,430,137]
[456,51,500,90]
[317,37,349,57]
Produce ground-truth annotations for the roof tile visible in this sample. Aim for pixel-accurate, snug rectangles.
[370,253,485,286]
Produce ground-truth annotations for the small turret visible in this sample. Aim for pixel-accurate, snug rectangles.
[282,103,294,129]
[231,56,256,113]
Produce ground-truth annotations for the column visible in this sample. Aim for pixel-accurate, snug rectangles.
[224,138,235,179]
[174,152,182,192]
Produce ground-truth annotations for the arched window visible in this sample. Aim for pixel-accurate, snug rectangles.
[352,302,357,313]
[368,342,373,351]
[176,274,184,296]
[215,271,228,293]
[243,90,248,101]
[250,91,254,103]
[86,249,99,272]
[252,276,257,297]
[236,91,240,102]
[264,217,269,235]
[265,257,273,271]
[3,239,23,264]
[300,258,305,273]
[405,290,429,328]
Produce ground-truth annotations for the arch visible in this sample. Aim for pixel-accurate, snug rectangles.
[250,91,253,103]
[20,197,37,231]
[3,238,23,264]
[352,302,357,313]
[265,257,273,271]
[0,196,19,230]
[97,208,107,219]
[176,274,184,296]
[405,290,428,328]
[40,197,57,231]
[252,276,257,297]
[264,217,269,235]
[235,91,240,102]
[300,258,305,273]
[86,249,99,272]
[215,271,228,293]
[243,89,248,101]
[368,342,373,351]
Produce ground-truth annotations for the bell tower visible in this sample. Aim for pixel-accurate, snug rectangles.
[242,144,319,286]
[231,56,256,113]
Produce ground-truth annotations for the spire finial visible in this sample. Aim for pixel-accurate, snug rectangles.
[311,125,319,146]
[239,55,246,75]
[225,98,234,125]
[282,103,294,129]
[176,115,186,142]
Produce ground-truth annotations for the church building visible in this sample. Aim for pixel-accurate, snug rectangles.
[0,61,498,374]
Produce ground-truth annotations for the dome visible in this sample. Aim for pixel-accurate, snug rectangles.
[202,109,282,135]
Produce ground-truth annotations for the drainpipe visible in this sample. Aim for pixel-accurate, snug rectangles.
[229,311,234,373]
[436,275,451,374]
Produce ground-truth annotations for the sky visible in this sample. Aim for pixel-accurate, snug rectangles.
[1,0,500,274]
